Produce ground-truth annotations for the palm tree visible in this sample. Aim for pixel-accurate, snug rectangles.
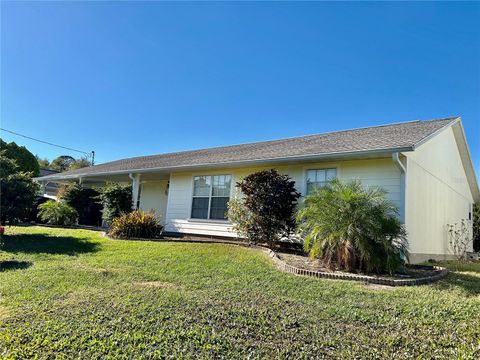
[296,180,408,274]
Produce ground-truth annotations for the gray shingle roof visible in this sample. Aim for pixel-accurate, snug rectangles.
[37,117,458,180]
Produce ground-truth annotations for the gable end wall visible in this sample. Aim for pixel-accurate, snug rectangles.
[405,126,474,261]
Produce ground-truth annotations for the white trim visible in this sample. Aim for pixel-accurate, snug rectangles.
[35,146,414,182]
[303,167,338,196]
[190,174,232,220]
[42,194,58,200]
[451,120,480,202]
[187,218,230,224]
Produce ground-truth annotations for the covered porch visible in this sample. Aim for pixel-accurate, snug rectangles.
[37,170,171,225]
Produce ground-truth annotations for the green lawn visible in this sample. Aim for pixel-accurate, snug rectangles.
[1,226,479,359]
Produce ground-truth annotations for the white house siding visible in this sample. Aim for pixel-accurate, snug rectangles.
[138,180,169,226]
[405,126,474,262]
[164,158,401,237]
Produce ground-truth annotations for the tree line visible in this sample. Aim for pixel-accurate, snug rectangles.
[0,138,92,224]
[0,139,91,176]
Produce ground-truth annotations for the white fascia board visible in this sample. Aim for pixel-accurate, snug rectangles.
[34,146,414,182]
[452,121,480,202]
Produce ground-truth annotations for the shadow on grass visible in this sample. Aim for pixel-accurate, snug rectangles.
[434,271,480,296]
[2,233,100,256]
[0,260,32,272]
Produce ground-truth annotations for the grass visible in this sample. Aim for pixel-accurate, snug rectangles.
[0,226,479,359]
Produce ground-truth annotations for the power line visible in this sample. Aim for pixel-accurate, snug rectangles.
[1,127,95,165]
[0,127,91,156]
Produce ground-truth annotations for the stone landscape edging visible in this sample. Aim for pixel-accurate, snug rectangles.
[262,248,448,286]
[103,232,448,287]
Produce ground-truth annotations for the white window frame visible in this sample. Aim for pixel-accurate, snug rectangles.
[191,174,232,220]
[305,168,337,195]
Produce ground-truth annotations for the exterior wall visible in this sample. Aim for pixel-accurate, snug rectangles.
[405,126,474,261]
[138,180,169,225]
[164,158,401,237]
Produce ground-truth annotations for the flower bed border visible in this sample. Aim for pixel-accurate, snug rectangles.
[264,248,448,286]
[105,232,447,286]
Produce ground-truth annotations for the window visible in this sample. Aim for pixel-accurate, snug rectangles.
[306,168,337,195]
[191,175,232,220]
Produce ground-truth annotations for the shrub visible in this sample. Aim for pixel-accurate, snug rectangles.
[109,210,163,239]
[98,183,133,225]
[227,197,255,241]
[59,183,102,226]
[38,200,78,226]
[447,219,473,260]
[231,169,300,247]
[473,203,480,252]
[0,226,4,249]
[0,154,40,225]
[296,179,408,275]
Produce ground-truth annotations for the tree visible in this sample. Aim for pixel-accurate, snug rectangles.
[49,155,77,172]
[46,155,91,172]
[0,153,40,225]
[296,180,408,275]
[230,169,300,247]
[69,157,91,170]
[36,155,50,169]
[58,183,102,226]
[0,139,40,176]
[98,183,133,225]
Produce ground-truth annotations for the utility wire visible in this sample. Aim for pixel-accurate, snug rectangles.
[0,127,92,157]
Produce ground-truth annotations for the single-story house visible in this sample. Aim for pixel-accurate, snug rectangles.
[36,117,479,263]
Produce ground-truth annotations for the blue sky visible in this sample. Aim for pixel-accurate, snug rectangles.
[1,1,479,172]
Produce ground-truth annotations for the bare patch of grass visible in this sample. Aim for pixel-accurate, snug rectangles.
[364,283,396,291]
[133,281,180,290]
[0,304,10,320]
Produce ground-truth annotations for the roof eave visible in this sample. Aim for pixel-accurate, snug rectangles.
[412,117,460,150]
[35,146,414,182]
[451,121,480,202]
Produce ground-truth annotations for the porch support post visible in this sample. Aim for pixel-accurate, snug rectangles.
[129,173,141,210]
[40,181,46,196]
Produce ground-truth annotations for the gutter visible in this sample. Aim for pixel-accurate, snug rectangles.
[34,146,414,182]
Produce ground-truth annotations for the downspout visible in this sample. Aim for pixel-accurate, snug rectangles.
[392,152,406,223]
